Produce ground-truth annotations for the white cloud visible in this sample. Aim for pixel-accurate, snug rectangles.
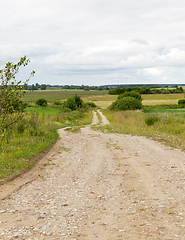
[138,67,164,77]
[0,0,185,85]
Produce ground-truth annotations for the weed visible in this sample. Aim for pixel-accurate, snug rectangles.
[38,174,44,179]
[168,211,174,214]
[139,208,145,211]
[60,147,71,152]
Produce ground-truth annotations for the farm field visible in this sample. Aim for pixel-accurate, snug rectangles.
[21,90,109,103]
[84,93,185,107]
[142,93,184,105]
[21,90,185,107]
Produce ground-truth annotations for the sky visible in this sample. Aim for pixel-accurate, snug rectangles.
[1,0,185,86]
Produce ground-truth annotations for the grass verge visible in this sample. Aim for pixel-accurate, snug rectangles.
[0,109,93,180]
[99,108,185,151]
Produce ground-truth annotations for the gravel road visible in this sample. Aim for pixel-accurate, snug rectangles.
[0,110,185,239]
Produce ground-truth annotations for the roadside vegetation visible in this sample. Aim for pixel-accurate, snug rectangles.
[0,58,96,180]
[100,104,185,151]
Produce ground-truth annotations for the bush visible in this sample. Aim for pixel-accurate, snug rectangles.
[110,97,142,111]
[63,97,77,110]
[118,91,142,101]
[54,100,62,105]
[178,99,185,105]
[145,115,160,126]
[86,102,97,107]
[74,94,83,108]
[36,98,47,107]
[62,95,83,111]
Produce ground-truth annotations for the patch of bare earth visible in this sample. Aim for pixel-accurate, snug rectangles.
[0,110,185,239]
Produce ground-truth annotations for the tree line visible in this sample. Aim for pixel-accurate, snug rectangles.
[23,84,110,91]
[108,86,184,95]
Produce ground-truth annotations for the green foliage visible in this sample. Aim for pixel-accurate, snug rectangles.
[86,102,97,107]
[0,56,35,132]
[36,98,48,107]
[145,115,160,126]
[118,91,142,101]
[62,95,83,111]
[54,100,62,105]
[109,86,184,95]
[178,99,185,106]
[110,97,142,111]
[40,84,47,90]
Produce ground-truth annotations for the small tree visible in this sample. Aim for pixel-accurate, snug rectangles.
[0,56,35,132]
[41,84,47,90]
[36,98,48,107]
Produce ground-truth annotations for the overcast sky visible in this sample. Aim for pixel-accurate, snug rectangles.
[1,0,185,86]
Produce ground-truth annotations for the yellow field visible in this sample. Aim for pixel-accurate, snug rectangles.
[83,93,184,107]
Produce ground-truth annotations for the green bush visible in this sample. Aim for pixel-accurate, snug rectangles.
[36,98,48,107]
[118,91,142,101]
[54,100,62,105]
[178,99,185,105]
[86,102,97,107]
[62,95,83,111]
[74,94,83,108]
[145,115,160,126]
[110,97,142,111]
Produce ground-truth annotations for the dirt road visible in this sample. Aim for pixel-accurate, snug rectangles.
[0,110,185,239]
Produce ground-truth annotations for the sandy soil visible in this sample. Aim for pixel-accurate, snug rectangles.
[0,110,185,239]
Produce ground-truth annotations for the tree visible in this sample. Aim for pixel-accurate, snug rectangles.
[41,84,47,90]
[36,98,47,107]
[0,56,35,132]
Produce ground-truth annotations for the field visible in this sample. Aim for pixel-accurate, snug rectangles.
[142,93,184,105]
[22,90,109,103]
[1,90,185,181]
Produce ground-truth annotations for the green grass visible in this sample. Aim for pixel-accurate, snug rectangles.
[0,108,93,180]
[143,105,185,116]
[25,106,62,115]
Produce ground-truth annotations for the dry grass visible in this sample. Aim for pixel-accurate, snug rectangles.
[83,93,185,108]
[101,108,185,151]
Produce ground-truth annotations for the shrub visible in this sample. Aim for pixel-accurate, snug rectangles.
[110,97,142,111]
[118,91,142,101]
[54,100,62,105]
[60,106,72,112]
[63,97,77,111]
[145,115,160,126]
[86,102,97,107]
[0,56,35,133]
[36,98,47,107]
[62,95,83,111]
[178,99,185,105]
[74,94,83,108]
